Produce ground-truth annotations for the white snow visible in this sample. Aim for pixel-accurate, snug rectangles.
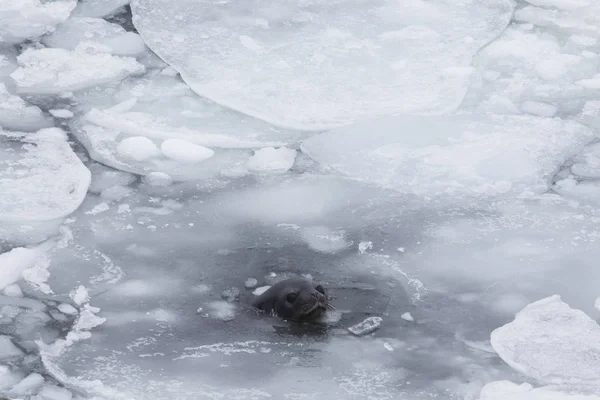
[0,0,76,44]
[301,113,593,198]
[479,381,600,400]
[0,246,46,291]
[49,109,74,119]
[69,285,90,305]
[130,0,514,130]
[43,17,147,58]
[0,127,91,222]
[0,83,53,131]
[246,147,296,174]
[160,139,214,164]
[490,295,600,385]
[9,44,145,94]
[0,335,23,359]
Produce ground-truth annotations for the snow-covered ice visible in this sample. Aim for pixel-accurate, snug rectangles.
[130,0,514,130]
[479,381,600,400]
[247,147,296,174]
[0,128,90,222]
[72,0,130,18]
[160,139,214,164]
[0,0,76,44]
[9,44,145,94]
[491,295,600,385]
[0,83,53,131]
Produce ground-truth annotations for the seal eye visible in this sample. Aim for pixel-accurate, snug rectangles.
[314,285,325,295]
[286,292,298,304]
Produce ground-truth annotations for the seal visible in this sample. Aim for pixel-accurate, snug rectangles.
[251,276,333,322]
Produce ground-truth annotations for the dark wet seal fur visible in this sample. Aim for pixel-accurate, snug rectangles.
[251,277,334,322]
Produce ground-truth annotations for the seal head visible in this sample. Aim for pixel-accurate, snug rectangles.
[251,277,332,322]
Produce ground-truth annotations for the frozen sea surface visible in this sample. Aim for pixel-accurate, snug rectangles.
[1,0,600,399]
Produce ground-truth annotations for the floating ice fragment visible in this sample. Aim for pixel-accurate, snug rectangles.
[520,101,558,117]
[358,241,373,254]
[245,278,258,289]
[208,301,235,321]
[478,380,600,400]
[401,312,414,322]
[0,335,23,359]
[220,287,240,303]
[0,84,53,131]
[142,172,172,187]
[37,384,73,400]
[69,285,90,305]
[348,317,383,336]
[9,45,145,94]
[9,372,45,396]
[253,286,270,296]
[246,147,296,174]
[49,109,74,119]
[72,0,130,18]
[491,295,600,385]
[301,226,353,254]
[43,17,146,58]
[117,136,160,162]
[2,284,22,297]
[57,303,77,315]
[302,113,593,198]
[0,0,76,44]
[160,139,214,164]
[131,0,513,130]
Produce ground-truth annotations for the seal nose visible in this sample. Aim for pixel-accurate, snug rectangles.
[312,292,326,304]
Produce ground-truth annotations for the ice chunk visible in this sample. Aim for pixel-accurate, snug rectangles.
[43,17,147,58]
[524,0,589,11]
[142,172,172,187]
[9,44,145,94]
[72,0,129,18]
[570,143,600,178]
[0,84,53,131]
[301,113,593,198]
[358,241,373,254]
[0,335,23,359]
[247,147,296,174]
[2,283,23,297]
[49,109,74,119]
[160,139,214,164]
[479,381,600,400]
[116,136,160,162]
[208,300,235,321]
[69,285,89,305]
[0,127,91,222]
[244,278,258,289]
[348,317,383,336]
[490,295,600,385]
[9,372,45,396]
[38,384,73,400]
[220,287,240,303]
[520,101,558,117]
[0,245,46,291]
[88,163,136,193]
[130,0,514,130]
[58,303,78,315]
[400,312,414,322]
[553,178,600,203]
[301,226,353,254]
[596,298,600,311]
[0,0,76,44]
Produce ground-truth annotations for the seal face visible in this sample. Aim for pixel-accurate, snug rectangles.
[251,277,333,322]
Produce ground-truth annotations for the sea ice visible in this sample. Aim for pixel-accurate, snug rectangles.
[160,139,214,164]
[490,295,600,385]
[0,0,76,44]
[9,44,145,94]
[9,372,45,396]
[49,109,74,119]
[116,136,160,162]
[43,17,147,58]
[130,0,513,130]
[348,317,383,336]
[479,381,600,400]
[72,0,130,18]
[301,113,593,198]
[69,285,90,305]
[246,147,296,174]
[2,283,23,297]
[0,335,23,359]
[0,84,53,131]
[37,384,73,400]
[0,127,91,222]
[300,226,352,254]
[0,246,45,291]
